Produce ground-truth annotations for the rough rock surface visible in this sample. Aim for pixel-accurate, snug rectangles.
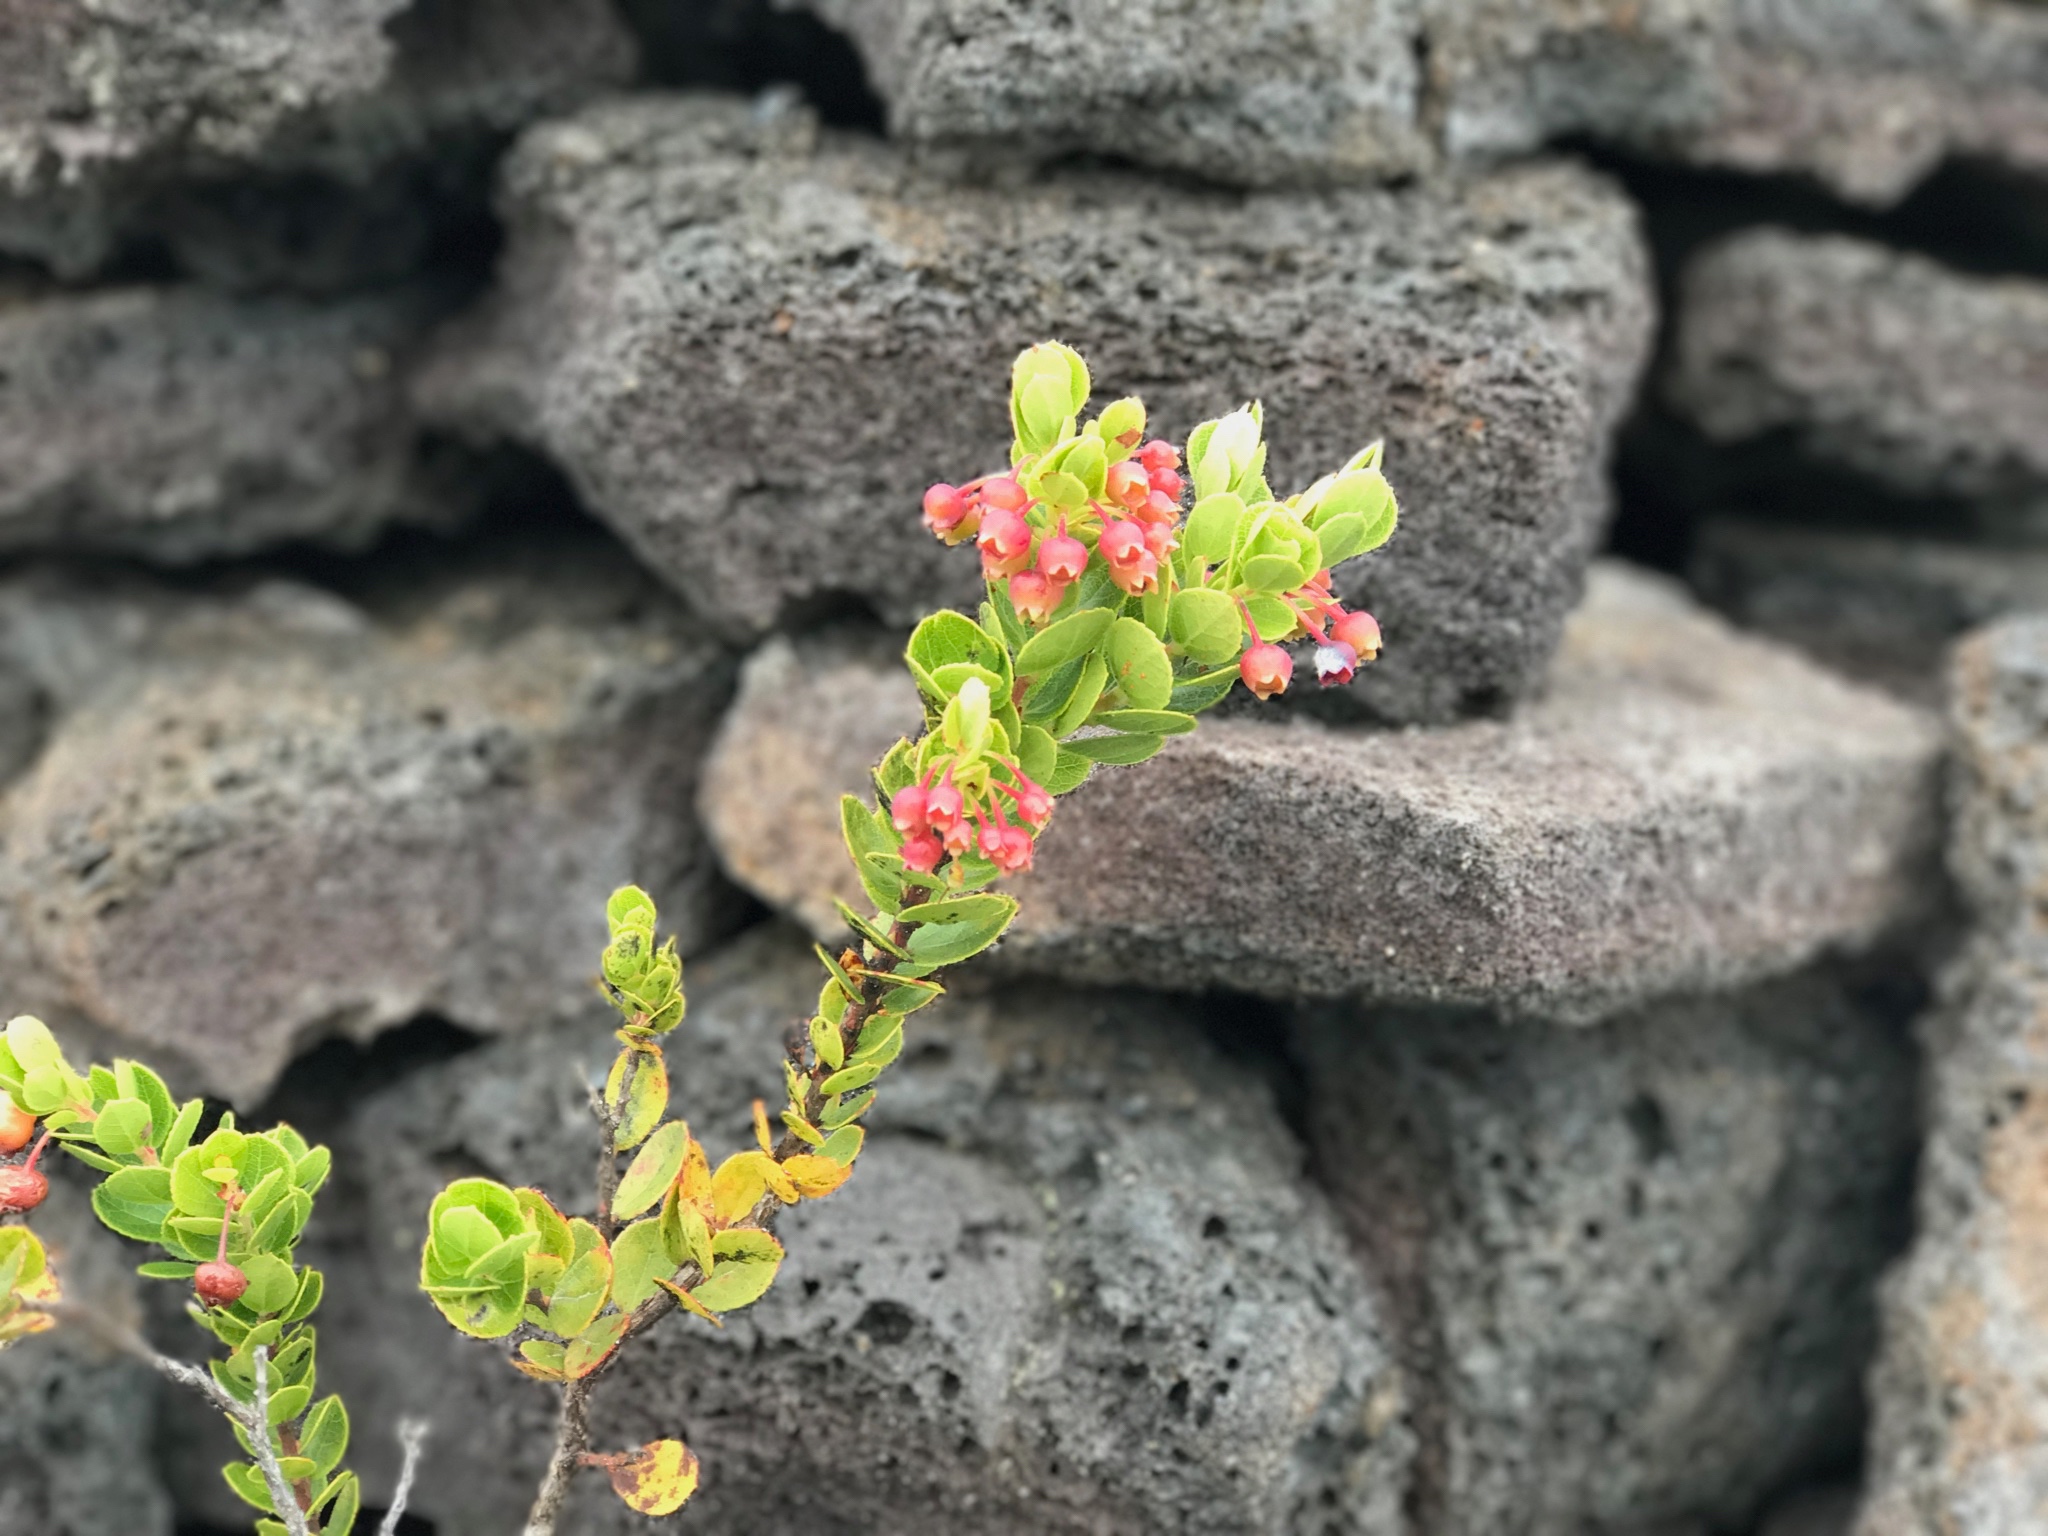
[1858,617,2048,1535]
[1667,232,2048,512]
[0,0,636,283]
[0,281,452,562]
[791,0,2048,204]
[0,538,733,1104]
[417,92,1654,724]
[1690,518,2048,702]
[0,1157,172,1536]
[702,563,1944,1021]
[310,924,1413,1535]
[1298,961,1917,1536]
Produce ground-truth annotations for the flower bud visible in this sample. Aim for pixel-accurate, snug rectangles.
[922,483,970,535]
[1098,519,1146,568]
[1038,527,1088,584]
[1012,777,1054,830]
[980,477,1030,513]
[941,818,974,856]
[0,1166,47,1215]
[194,1261,250,1308]
[1314,641,1359,687]
[1332,609,1382,661]
[1136,490,1180,526]
[992,825,1036,874]
[977,507,1033,578]
[1010,570,1062,624]
[900,831,944,874]
[1147,466,1184,501]
[1139,439,1181,474]
[1106,461,1150,511]
[1240,641,1292,701]
[1142,521,1178,560]
[890,785,930,836]
[0,1101,34,1155]
[925,779,964,832]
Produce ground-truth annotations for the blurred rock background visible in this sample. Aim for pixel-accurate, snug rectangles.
[1,1,2045,1533]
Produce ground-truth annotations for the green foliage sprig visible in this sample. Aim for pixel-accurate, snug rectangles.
[0,1015,360,1535]
[424,342,1401,1530]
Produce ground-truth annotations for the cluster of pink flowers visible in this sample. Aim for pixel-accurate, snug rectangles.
[922,438,1189,622]
[1239,573,1383,699]
[889,756,1056,877]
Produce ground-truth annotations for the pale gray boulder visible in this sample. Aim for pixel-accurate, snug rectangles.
[417,92,1654,724]
[0,538,733,1105]
[700,563,1944,1021]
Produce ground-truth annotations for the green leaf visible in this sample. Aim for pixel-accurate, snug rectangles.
[292,1146,331,1197]
[1182,492,1244,565]
[238,1254,298,1315]
[819,1090,877,1130]
[851,1013,904,1066]
[221,1463,273,1514]
[1309,512,1368,568]
[283,1267,323,1325]
[1022,655,1085,723]
[1105,617,1173,710]
[605,1048,668,1152]
[809,1014,845,1072]
[615,1121,691,1221]
[1169,666,1241,714]
[300,1395,349,1477]
[906,893,1019,966]
[1166,587,1244,665]
[563,1310,629,1380]
[819,1062,884,1096]
[324,1471,361,1536]
[1018,724,1058,784]
[1014,608,1114,677]
[664,1188,715,1276]
[250,1190,312,1256]
[1049,654,1109,738]
[1243,593,1295,644]
[546,1244,613,1338]
[92,1166,174,1242]
[1045,747,1094,795]
[115,1061,177,1150]
[160,1098,203,1164]
[1093,709,1196,736]
[607,885,657,932]
[690,1229,785,1314]
[266,1382,312,1427]
[906,611,1009,691]
[137,1261,197,1279]
[817,1125,866,1167]
[899,893,1015,927]
[610,1218,674,1310]
[4,1016,63,1074]
[840,795,903,915]
[1069,732,1165,766]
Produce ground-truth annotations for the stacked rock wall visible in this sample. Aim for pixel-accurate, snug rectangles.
[0,3,2040,1535]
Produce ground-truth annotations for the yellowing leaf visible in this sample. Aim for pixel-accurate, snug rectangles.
[784,1155,853,1199]
[605,1047,668,1151]
[613,1121,690,1221]
[677,1136,713,1212]
[562,1309,629,1380]
[656,1275,725,1329]
[605,1439,700,1516]
[690,1228,784,1314]
[710,1151,796,1223]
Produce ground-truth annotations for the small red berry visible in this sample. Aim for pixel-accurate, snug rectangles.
[0,1101,34,1155]
[980,477,1029,513]
[1038,528,1088,584]
[0,1166,47,1214]
[1314,641,1359,687]
[1010,570,1063,624]
[195,1261,249,1308]
[1106,461,1150,511]
[1332,609,1382,661]
[900,832,943,874]
[890,785,930,836]
[1241,642,1293,701]
[922,483,970,535]
[1139,440,1180,474]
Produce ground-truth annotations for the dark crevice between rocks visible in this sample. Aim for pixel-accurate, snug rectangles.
[1586,148,2048,577]
[251,1015,486,1148]
[620,0,887,133]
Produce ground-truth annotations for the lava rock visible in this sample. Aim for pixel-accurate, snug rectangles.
[0,539,734,1105]
[788,0,2048,205]
[701,563,1944,1022]
[1298,963,1917,1536]
[1666,231,2048,513]
[315,924,1414,1535]
[417,92,1654,724]
[1858,617,2048,1536]
[0,281,454,562]
[0,0,635,285]
[1690,518,2048,703]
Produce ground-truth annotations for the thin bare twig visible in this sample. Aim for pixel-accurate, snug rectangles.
[250,1345,314,1536]
[523,1377,595,1536]
[377,1419,430,1536]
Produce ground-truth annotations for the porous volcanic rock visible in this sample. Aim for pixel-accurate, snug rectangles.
[789,0,2048,204]
[1667,232,2048,512]
[310,924,1414,1535]
[1690,518,2048,702]
[1858,616,2048,1535]
[701,563,1944,1021]
[0,537,733,1105]
[0,0,635,284]
[0,281,450,561]
[417,92,1654,724]
[1298,961,1917,1536]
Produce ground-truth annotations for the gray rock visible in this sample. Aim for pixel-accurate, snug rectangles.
[417,92,1654,724]
[1689,518,2048,704]
[0,1158,172,1536]
[787,0,2048,205]
[317,924,1413,1535]
[0,541,734,1104]
[0,281,452,562]
[1666,232,2048,512]
[0,0,635,283]
[1857,617,2048,1536]
[1298,963,1917,1536]
[700,563,1945,1022]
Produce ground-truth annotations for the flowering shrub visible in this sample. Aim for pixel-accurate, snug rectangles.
[0,341,1396,1533]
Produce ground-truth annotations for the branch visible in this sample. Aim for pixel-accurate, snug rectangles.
[27,1300,309,1536]
[522,1377,594,1536]
[377,1419,430,1536]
